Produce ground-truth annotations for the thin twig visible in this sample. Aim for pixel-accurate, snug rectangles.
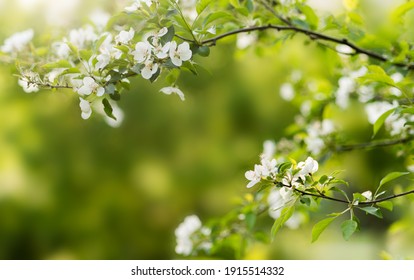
[335,137,413,152]
[294,188,414,205]
[179,24,414,70]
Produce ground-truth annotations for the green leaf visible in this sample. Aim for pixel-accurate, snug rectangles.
[391,2,414,23]
[360,206,383,218]
[245,212,256,231]
[271,203,295,238]
[377,201,393,211]
[341,219,358,241]
[42,60,72,69]
[379,172,409,188]
[319,175,328,185]
[229,0,240,8]
[278,162,292,173]
[203,11,233,27]
[245,0,254,13]
[102,98,116,120]
[300,4,319,30]
[311,216,337,243]
[372,108,395,138]
[359,65,396,87]
[196,0,211,15]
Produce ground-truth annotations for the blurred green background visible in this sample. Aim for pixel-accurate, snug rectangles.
[0,0,413,259]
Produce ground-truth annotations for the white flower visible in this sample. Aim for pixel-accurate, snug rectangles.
[390,72,404,96]
[261,140,276,160]
[335,76,355,109]
[236,33,257,49]
[96,53,111,70]
[154,42,171,59]
[361,191,372,201]
[77,77,105,96]
[245,164,263,188]
[131,42,152,63]
[18,71,39,93]
[53,42,71,58]
[305,120,335,155]
[282,169,301,188]
[260,158,278,177]
[336,44,354,55]
[141,59,159,80]
[297,157,319,178]
[160,86,185,101]
[169,41,192,67]
[69,26,98,49]
[115,28,134,45]
[245,157,277,188]
[1,29,34,53]
[45,68,66,83]
[145,27,169,46]
[280,83,295,101]
[305,137,325,155]
[18,78,39,93]
[175,215,202,256]
[79,97,92,120]
[125,0,153,12]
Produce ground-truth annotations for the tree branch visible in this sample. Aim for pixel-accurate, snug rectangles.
[335,137,413,152]
[294,188,414,205]
[186,24,414,70]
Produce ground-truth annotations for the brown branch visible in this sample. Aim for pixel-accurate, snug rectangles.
[180,24,414,70]
[335,137,414,152]
[294,188,414,205]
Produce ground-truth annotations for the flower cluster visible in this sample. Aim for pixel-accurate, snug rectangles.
[175,215,211,256]
[305,119,335,155]
[1,1,194,123]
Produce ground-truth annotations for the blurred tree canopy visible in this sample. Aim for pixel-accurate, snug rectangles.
[1,0,414,260]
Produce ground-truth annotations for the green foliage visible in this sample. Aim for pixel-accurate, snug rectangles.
[312,216,337,243]
[2,0,414,260]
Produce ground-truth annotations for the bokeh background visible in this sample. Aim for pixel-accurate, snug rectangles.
[0,0,413,259]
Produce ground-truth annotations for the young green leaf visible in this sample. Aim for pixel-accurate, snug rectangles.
[300,4,319,30]
[360,206,383,218]
[311,216,337,243]
[391,2,414,23]
[372,108,395,138]
[245,212,256,231]
[271,203,295,238]
[196,0,212,15]
[379,172,409,188]
[341,219,358,241]
[377,201,393,211]
[102,98,116,120]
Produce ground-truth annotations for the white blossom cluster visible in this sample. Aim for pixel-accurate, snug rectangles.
[245,140,319,228]
[335,67,367,109]
[305,119,335,155]
[0,1,193,122]
[175,215,212,256]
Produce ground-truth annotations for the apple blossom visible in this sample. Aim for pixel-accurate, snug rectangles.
[169,41,192,67]
[77,77,105,96]
[79,97,92,119]
[1,29,34,53]
[160,86,185,101]
[141,59,159,80]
